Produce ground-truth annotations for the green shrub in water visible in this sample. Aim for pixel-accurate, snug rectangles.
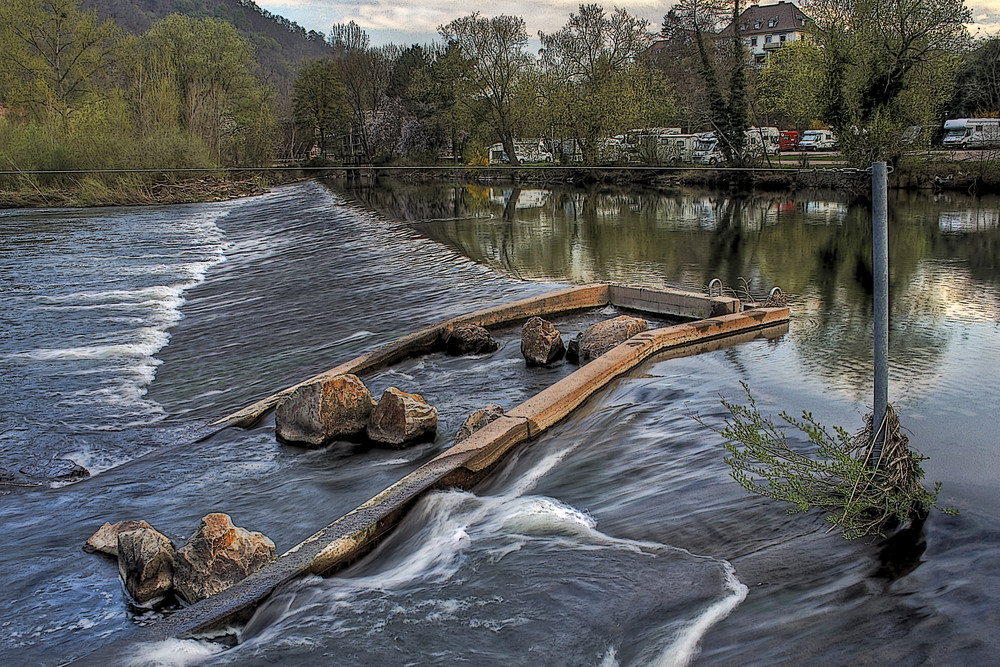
[718,382,956,540]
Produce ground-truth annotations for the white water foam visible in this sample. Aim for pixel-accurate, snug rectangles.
[8,214,228,426]
[224,444,749,665]
[123,639,225,666]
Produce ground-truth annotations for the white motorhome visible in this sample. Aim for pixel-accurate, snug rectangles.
[941,118,1000,149]
[798,129,837,151]
[747,126,781,155]
[622,128,698,164]
[692,127,781,164]
[487,139,553,165]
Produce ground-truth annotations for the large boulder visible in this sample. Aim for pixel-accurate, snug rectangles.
[520,316,565,366]
[455,404,505,444]
[172,513,276,604]
[444,323,499,356]
[275,374,375,446]
[367,387,438,446]
[85,520,157,557]
[117,527,175,605]
[575,315,649,364]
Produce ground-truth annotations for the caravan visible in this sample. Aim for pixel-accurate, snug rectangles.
[691,127,781,164]
[941,118,1000,149]
[487,139,553,165]
[798,129,837,151]
[622,128,698,164]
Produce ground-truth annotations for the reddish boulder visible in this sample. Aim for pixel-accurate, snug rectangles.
[367,387,438,446]
[275,373,375,445]
[444,323,499,355]
[520,316,565,366]
[576,315,648,363]
[172,513,276,604]
[85,520,157,557]
[455,404,505,444]
[117,526,175,605]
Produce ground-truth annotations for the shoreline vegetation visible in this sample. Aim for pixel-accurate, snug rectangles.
[3,153,999,209]
[2,0,995,210]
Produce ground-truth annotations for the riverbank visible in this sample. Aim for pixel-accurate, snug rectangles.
[0,171,298,209]
[2,152,998,208]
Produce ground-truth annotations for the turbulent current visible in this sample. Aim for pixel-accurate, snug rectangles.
[0,179,997,665]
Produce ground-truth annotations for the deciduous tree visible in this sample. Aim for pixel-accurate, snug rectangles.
[803,0,971,163]
[292,58,348,157]
[0,0,122,123]
[438,13,532,167]
[539,4,672,163]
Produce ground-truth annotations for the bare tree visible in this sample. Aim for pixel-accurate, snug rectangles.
[438,13,532,167]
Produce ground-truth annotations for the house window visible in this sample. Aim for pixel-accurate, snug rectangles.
[779,35,785,42]
[751,37,758,46]
[754,20,763,29]
[765,35,773,43]
[768,19,777,27]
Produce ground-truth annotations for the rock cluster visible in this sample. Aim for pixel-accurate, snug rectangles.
[367,387,439,446]
[173,513,276,603]
[84,513,275,607]
[275,374,375,445]
[520,317,565,366]
[568,315,648,364]
[444,323,499,355]
[455,404,505,444]
[276,374,437,448]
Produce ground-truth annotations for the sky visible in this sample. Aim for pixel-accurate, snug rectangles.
[253,0,1000,48]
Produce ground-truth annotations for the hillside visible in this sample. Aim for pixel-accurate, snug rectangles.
[81,0,333,98]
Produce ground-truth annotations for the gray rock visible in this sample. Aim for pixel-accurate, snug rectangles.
[85,520,157,557]
[455,404,505,444]
[173,513,276,604]
[275,374,376,446]
[117,527,175,605]
[520,316,565,366]
[576,315,648,363]
[566,336,580,364]
[367,387,438,446]
[444,323,499,355]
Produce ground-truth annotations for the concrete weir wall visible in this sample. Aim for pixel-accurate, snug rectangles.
[74,286,785,663]
[212,283,739,428]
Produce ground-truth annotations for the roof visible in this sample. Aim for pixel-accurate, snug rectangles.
[717,1,809,39]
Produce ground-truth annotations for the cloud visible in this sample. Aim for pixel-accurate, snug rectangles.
[256,0,1000,46]
[254,0,670,45]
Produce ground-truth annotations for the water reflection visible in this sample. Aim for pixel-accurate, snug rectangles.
[335,179,1000,403]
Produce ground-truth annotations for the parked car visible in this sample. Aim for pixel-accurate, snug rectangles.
[798,129,837,151]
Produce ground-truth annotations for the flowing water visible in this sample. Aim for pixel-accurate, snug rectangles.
[1,179,998,665]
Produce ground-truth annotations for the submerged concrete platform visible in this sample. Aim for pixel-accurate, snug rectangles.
[74,287,785,663]
[212,283,739,428]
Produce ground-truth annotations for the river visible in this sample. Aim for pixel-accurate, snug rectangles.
[0,178,997,665]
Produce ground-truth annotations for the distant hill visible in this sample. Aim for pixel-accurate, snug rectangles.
[82,0,333,101]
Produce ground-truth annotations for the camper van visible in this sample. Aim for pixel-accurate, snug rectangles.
[779,130,800,151]
[691,127,780,164]
[798,129,837,151]
[941,118,1000,149]
[622,128,698,164]
[746,126,781,156]
[487,139,553,165]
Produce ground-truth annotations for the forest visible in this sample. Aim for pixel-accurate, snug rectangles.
[0,0,998,202]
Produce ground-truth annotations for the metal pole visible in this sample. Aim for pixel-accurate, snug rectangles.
[872,162,889,463]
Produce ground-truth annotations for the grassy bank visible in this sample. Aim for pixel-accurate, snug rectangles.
[0,171,296,208]
[4,151,1000,209]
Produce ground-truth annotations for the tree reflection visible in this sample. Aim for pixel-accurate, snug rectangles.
[332,178,1000,400]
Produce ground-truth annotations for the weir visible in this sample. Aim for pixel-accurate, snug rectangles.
[73,284,788,663]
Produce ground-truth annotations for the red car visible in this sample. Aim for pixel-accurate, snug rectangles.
[779,130,800,152]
